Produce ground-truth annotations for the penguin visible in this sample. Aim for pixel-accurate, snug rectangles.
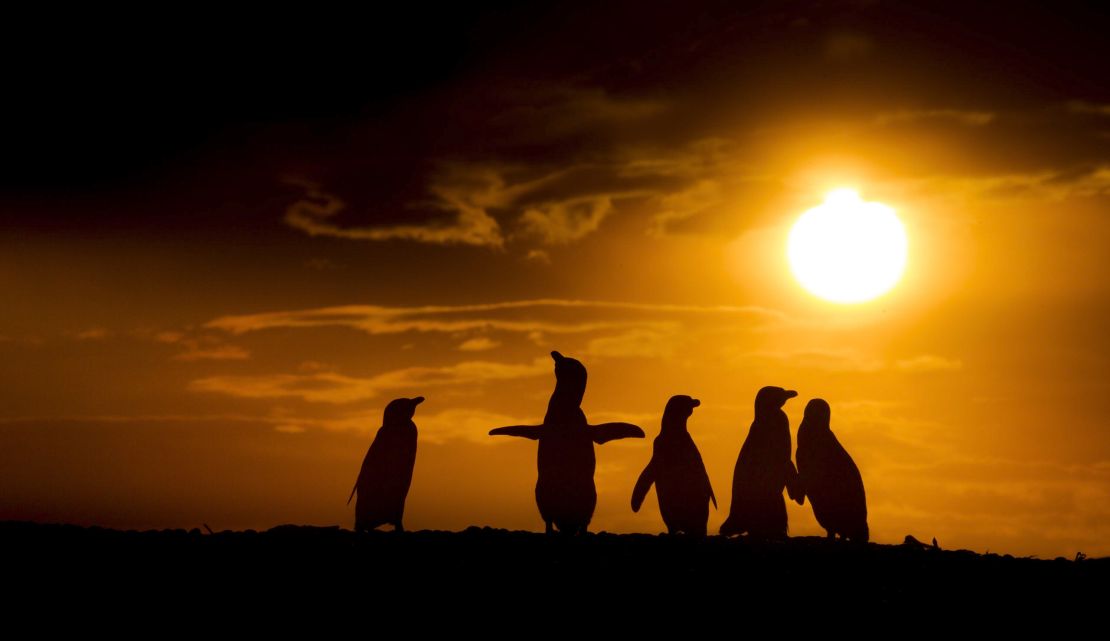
[489,351,645,534]
[795,398,869,542]
[719,386,800,539]
[631,395,717,536]
[347,396,424,532]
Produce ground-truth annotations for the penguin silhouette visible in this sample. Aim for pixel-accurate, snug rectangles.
[795,398,869,542]
[489,351,645,534]
[347,396,424,532]
[631,395,717,536]
[719,386,800,538]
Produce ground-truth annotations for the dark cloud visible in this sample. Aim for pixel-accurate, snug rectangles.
[1,1,1104,262]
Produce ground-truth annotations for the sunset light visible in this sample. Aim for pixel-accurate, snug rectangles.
[3,4,1109,601]
[788,189,907,303]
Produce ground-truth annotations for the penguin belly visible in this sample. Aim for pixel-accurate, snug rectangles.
[654,445,710,535]
[536,431,597,533]
[722,454,789,538]
[656,477,709,535]
[355,481,406,530]
[354,466,414,530]
[805,469,868,541]
[725,488,787,537]
[797,432,868,541]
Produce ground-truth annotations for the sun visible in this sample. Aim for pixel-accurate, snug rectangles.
[788,188,907,303]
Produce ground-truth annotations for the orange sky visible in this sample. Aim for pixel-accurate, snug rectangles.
[2,2,1109,557]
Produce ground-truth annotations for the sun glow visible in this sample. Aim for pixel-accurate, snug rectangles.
[788,188,907,303]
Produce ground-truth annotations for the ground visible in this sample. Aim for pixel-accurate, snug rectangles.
[3,521,1104,623]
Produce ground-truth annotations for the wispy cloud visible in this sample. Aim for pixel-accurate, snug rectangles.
[173,344,250,362]
[283,131,732,250]
[874,109,996,126]
[939,165,1110,201]
[417,408,538,444]
[189,358,550,404]
[740,348,886,373]
[457,337,500,352]
[876,163,1110,205]
[518,195,614,244]
[205,299,787,337]
[1067,101,1110,117]
[895,354,964,372]
[143,329,250,361]
[284,179,504,247]
[737,349,964,374]
[0,408,542,444]
[524,249,551,264]
[585,329,677,359]
[487,86,667,142]
[648,179,724,236]
[66,327,110,340]
[277,407,544,443]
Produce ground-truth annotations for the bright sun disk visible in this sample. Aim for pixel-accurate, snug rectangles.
[787,188,907,303]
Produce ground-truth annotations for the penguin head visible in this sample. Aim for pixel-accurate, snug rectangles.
[662,395,700,433]
[803,398,831,426]
[550,350,587,397]
[754,386,797,412]
[383,396,425,424]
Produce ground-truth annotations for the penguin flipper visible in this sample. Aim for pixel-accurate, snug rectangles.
[697,454,717,509]
[785,461,805,505]
[789,476,806,506]
[489,425,544,439]
[590,422,645,444]
[631,461,656,512]
[348,449,373,506]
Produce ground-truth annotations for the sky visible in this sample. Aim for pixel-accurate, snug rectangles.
[2,1,1109,557]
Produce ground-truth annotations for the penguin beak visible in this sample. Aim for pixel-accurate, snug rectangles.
[784,390,798,399]
[691,398,701,407]
[550,351,564,362]
[412,396,425,405]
